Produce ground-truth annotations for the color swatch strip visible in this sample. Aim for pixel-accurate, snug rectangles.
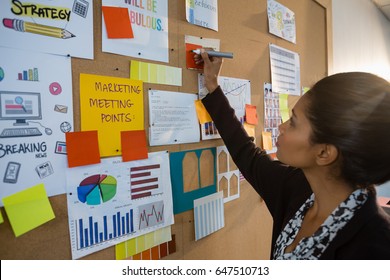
[130,61,182,86]
[129,234,176,260]
[115,226,172,260]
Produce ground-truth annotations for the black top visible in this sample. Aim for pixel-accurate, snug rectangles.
[202,86,390,259]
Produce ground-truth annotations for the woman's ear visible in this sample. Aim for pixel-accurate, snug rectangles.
[316,144,339,166]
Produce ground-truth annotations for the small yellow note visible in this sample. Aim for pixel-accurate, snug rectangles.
[194,100,212,124]
[2,183,55,237]
[262,131,273,151]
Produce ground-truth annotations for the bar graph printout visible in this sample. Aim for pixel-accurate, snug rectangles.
[66,151,173,259]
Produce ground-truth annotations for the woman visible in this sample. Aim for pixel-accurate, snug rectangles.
[195,50,390,259]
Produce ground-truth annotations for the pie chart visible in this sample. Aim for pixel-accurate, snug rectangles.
[77,174,117,205]
[0,67,4,82]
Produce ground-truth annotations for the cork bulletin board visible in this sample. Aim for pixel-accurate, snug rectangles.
[0,0,332,260]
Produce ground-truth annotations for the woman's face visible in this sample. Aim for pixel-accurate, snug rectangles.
[276,96,319,169]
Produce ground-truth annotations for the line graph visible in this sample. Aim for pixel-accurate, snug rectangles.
[198,74,251,140]
[138,201,164,230]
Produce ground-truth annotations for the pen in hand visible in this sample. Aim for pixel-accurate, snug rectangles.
[192,49,234,59]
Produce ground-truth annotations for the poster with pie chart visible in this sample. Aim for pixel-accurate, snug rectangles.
[66,151,174,260]
[77,174,117,205]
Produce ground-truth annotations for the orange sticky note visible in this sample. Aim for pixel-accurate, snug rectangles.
[102,6,134,39]
[245,104,258,125]
[262,131,273,151]
[194,100,212,124]
[66,131,101,167]
[121,130,148,162]
[186,43,203,69]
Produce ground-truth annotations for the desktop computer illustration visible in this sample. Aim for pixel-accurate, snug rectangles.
[0,91,43,137]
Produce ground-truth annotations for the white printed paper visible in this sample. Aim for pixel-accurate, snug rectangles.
[102,0,169,63]
[194,191,224,241]
[149,90,200,146]
[267,0,296,44]
[0,47,73,205]
[186,0,218,31]
[198,74,251,140]
[269,44,300,95]
[66,151,174,259]
[0,0,94,59]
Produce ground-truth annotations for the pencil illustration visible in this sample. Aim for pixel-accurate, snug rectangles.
[3,18,75,39]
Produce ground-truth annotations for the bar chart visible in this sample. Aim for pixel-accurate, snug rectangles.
[73,208,134,250]
[17,67,39,81]
[130,164,163,199]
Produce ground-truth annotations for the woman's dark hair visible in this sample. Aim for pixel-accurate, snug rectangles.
[305,72,390,189]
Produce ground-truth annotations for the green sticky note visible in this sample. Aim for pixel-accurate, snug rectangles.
[0,209,4,224]
[279,93,290,123]
[2,183,55,237]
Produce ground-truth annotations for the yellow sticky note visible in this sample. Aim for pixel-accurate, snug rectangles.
[194,100,212,124]
[80,73,144,157]
[0,209,3,224]
[279,93,290,123]
[244,123,256,138]
[262,131,273,151]
[2,183,55,237]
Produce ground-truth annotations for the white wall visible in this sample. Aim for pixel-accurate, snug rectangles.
[332,0,390,196]
[332,0,390,81]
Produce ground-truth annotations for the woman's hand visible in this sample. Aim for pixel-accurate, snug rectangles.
[194,48,223,93]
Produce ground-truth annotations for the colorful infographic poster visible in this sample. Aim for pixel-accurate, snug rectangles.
[0,0,94,59]
[0,47,73,205]
[186,0,218,31]
[66,151,174,260]
[102,0,169,63]
[267,0,296,44]
[79,73,144,157]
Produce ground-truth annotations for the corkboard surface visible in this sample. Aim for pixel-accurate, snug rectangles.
[0,0,331,260]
